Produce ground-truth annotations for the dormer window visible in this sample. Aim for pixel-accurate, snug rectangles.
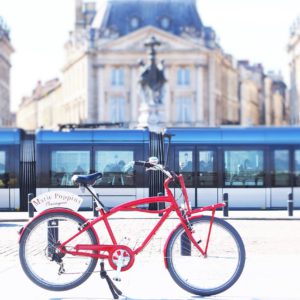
[130,17,140,29]
[160,16,171,29]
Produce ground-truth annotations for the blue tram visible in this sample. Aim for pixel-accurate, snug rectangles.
[35,129,150,210]
[166,127,300,209]
[0,128,22,210]
[1,126,300,210]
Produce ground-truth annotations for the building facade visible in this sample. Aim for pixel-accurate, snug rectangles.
[264,72,288,126]
[288,17,300,124]
[17,0,288,130]
[0,17,14,126]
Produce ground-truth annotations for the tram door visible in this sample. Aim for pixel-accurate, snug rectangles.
[197,148,218,207]
[270,149,292,208]
[174,148,196,207]
[0,150,11,209]
[174,147,218,208]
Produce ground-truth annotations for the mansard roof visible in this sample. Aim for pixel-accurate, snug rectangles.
[93,0,205,39]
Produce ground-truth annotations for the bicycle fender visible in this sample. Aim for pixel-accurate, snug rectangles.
[163,215,203,269]
[18,208,99,244]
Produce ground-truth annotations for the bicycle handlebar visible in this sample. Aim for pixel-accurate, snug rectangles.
[134,160,174,179]
[134,161,153,168]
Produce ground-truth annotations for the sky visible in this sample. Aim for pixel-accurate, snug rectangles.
[0,0,299,112]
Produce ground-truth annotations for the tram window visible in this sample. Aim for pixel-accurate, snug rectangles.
[178,151,193,186]
[294,150,300,186]
[95,151,134,186]
[198,150,216,187]
[273,150,290,187]
[51,151,90,186]
[0,151,8,188]
[224,150,264,187]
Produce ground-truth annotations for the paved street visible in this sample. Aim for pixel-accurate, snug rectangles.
[0,210,300,299]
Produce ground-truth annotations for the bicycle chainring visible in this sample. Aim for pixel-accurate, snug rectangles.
[108,245,135,271]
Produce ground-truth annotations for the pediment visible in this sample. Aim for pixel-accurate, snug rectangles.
[98,26,203,52]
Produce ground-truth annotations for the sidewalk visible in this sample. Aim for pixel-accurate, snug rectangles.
[1,208,300,299]
[1,208,300,222]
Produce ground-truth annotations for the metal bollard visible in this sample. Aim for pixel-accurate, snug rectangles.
[223,193,229,217]
[288,193,293,217]
[47,219,59,258]
[28,193,34,218]
[180,232,191,256]
[92,194,100,218]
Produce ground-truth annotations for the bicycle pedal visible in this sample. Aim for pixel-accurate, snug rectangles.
[113,277,121,282]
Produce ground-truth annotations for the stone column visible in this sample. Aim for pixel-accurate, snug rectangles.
[97,64,105,122]
[196,64,204,126]
[130,65,138,127]
[208,54,216,126]
[87,55,98,123]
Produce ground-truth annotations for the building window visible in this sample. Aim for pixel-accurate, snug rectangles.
[130,17,140,29]
[176,97,192,123]
[110,97,125,123]
[160,16,171,29]
[177,67,190,86]
[111,68,124,86]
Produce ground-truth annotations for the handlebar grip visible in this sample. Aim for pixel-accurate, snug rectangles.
[134,161,145,166]
[170,171,178,178]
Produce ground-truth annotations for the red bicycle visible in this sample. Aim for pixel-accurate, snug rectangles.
[19,158,245,298]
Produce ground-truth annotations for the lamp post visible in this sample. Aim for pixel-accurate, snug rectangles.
[137,36,167,131]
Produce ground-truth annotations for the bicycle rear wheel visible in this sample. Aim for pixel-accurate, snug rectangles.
[19,211,98,291]
[166,216,245,296]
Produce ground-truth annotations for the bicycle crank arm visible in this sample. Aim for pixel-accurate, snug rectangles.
[113,253,124,282]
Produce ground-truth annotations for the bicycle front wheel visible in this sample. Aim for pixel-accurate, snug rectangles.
[166,216,245,296]
[19,211,98,291]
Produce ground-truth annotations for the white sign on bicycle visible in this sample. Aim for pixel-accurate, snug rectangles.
[31,191,83,212]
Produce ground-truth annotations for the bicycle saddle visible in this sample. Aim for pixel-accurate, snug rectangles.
[72,172,102,186]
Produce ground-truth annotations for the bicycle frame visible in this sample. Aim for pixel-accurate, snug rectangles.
[19,173,225,271]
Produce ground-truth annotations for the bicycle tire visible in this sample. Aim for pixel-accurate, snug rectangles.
[19,211,98,291]
[165,215,245,296]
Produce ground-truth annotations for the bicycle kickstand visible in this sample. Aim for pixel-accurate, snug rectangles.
[100,262,122,299]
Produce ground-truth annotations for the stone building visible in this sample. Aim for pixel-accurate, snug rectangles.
[264,72,288,126]
[288,17,300,124]
[16,0,288,130]
[17,79,61,130]
[0,17,14,126]
[238,61,264,126]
